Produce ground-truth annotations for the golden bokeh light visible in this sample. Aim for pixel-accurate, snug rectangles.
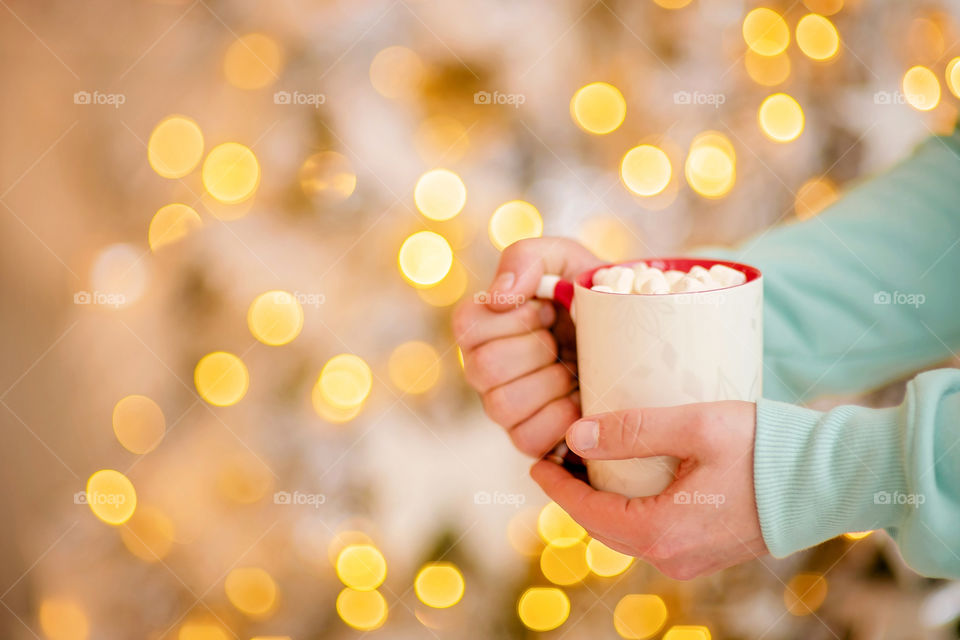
[120,505,175,562]
[336,543,387,590]
[844,530,874,540]
[179,621,231,640]
[614,594,668,640]
[414,562,465,608]
[90,243,149,308]
[907,18,945,64]
[517,587,570,632]
[312,384,364,423]
[758,93,804,142]
[742,8,790,57]
[149,203,202,252]
[247,290,304,346]
[148,115,204,179]
[194,351,250,406]
[488,200,543,250]
[201,192,255,221]
[796,14,840,61]
[946,57,960,99]
[223,33,284,90]
[652,0,693,8]
[336,588,388,630]
[540,540,590,585]
[327,529,375,566]
[744,50,791,86]
[586,538,634,577]
[507,508,543,557]
[902,65,941,112]
[399,230,454,286]
[579,216,635,263]
[663,626,712,640]
[417,260,468,307]
[537,502,586,546]
[414,169,467,221]
[784,572,828,615]
[803,0,842,15]
[570,82,627,135]
[225,566,278,617]
[415,116,470,163]
[202,142,261,204]
[620,145,672,197]
[370,46,423,100]
[112,394,165,454]
[388,341,441,394]
[795,176,838,220]
[86,469,137,525]
[39,598,89,640]
[217,452,274,504]
[317,353,373,410]
[299,151,357,204]
[685,143,735,198]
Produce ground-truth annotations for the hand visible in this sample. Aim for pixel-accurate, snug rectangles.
[530,401,768,580]
[453,237,602,457]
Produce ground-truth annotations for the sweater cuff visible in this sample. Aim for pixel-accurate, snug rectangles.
[754,398,907,557]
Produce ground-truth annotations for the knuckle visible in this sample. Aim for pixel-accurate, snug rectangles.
[509,427,542,457]
[451,303,476,345]
[469,344,501,389]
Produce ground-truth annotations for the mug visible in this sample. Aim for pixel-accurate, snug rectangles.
[536,258,763,498]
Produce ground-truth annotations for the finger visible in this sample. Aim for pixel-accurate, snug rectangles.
[464,329,558,393]
[482,363,575,429]
[487,237,602,312]
[508,392,580,458]
[453,299,556,353]
[565,404,706,460]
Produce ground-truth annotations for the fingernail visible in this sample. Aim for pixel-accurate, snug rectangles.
[538,301,555,326]
[492,271,515,293]
[570,420,599,451]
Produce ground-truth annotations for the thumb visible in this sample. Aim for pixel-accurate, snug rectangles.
[486,237,601,312]
[565,405,705,460]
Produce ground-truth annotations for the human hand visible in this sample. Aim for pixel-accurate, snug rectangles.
[531,400,768,580]
[453,237,602,457]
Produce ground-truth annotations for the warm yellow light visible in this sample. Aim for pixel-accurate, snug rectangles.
[328,530,375,566]
[414,169,467,221]
[216,452,274,504]
[902,65,941,112]
[194,351,249,406]
[336,588,388,630]
[586,538,634,577]
[311,386,364,423]
[417,260,468,307]
[517,587,570,632]
[247,290,304,346]
[414,562,465,608]
[947,58,960,99]
[795,177,838,220]
[570,82,627,135]
[620,145,672,197]
[796,14,840,61]
[112,394,165,454]
[90,243,148,308]
[540,540,590,585]
[399,231,454,286]
[120,504,175,562]
[537,502,586,546]
[223,33,284,90]
[456,346,465,369]
[388,341,441,394]
[685,144,735,198]
[415,116,470,164]
[579,216,635,263]
[908,18,945,64]
[488,200,543,250]
[803,0,842,15]
[507,508,543,557]
[149,203,202,251]
[758,93,804,142]
[744,50,791,87]
[178,622,230,640]
[614,594,668,639]
[336,544,387,590]
[317,354,373,410]
[39,598,89,640]
[225,567,278,617]
[369,46,423,100]
[784,573,828,615]
[202,142,260,204]
[663,626,712,640]
[299,151,356,204]
[148,115,204,179]
[742,8,790,57]
[844,530,874,540]
[86,469,137,525]
[652,0,693,8]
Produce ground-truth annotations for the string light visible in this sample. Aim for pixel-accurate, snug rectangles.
[844,530,874,540]
[579,216,636,262]
[399,231,454,286]
[336,544,387,590]
[416,260,468,307]
[540,539,590,585]
[742,8,790,57]
[507,508,543,557]
[902,65,941,112]
[946,57,960,99]
[86,469,137,525]
[415,116,470,163]
[685,135,736,199]
[224,567,279,617]
[39,598,89,640]
[414,562,466,608]
[247,290,304,346]
[744,50,791,86]
[369,46,423,100]
[312,385,364,422]
[585,538,634,577]
[223,33,284,90]
[620,145,672,196]
[299,151,356,204]
[202,142,260,204]
[216,452,274,504]
[613,594,668,639]
[112,395,165,454]
[120,505,175,562]
[336,588,388,630]
[537,502,586,545]
[388,341,441,394]
[414,169,467,221]
[194,352,249,406]
[517,587,570,631]
[488,200,543,250]
[795,177,838,219]
[803,0,842,15]
[663,626,712,640]
[149,203,202,251]
[148,115,204,179]
[784,572,828,615]
[652,0,693,8]
[178,622,230,640]
[796,14,840,61]
[570,82,627,134]
[758,93,805,142]
[317,354,373,409]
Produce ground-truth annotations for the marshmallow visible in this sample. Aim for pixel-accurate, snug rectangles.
[672,275,709,292]
[592,267,612,287]
[638,270,670,294]
[631,262,649,276]
[688,265,712,282]
[663,270,685,286]
[709,264,747,287]
[591,284,615,293]
[632,267,664,293]
[608,266,635,293]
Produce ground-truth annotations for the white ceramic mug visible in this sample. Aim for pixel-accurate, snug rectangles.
[536,258,763,498]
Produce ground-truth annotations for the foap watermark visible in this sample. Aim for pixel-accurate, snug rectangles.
[874,490,925,507]
[673,90,726,108]
[74,491,126,506]
[474,490,526,508]
[474,291,526,306]
[293,291,326,308]
[474,90,526,108]
[673,490,725,508]
[74,90,126,108]
[873,90,931,108]
[673,292,728,307]
[74,290,126,308]
[274,90,326,108]
[874,290,925,308]
[274,490,326,509]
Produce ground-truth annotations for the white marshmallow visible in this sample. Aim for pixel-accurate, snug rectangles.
[591,284,615,293]
[709,264,747,287]
[592,267,612,287]
[672,275,709,293]
[609,266,635,293]
[632,267,664,293]
[663,270,685,286]
[639,270,670,294]
[631,262,649,276]
[688,265,712,283]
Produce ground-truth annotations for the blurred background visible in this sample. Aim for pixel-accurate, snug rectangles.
[1,0,959,638]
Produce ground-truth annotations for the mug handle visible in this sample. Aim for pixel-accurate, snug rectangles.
[535,275,575,312]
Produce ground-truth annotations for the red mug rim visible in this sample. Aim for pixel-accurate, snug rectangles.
[577,258,762,294]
